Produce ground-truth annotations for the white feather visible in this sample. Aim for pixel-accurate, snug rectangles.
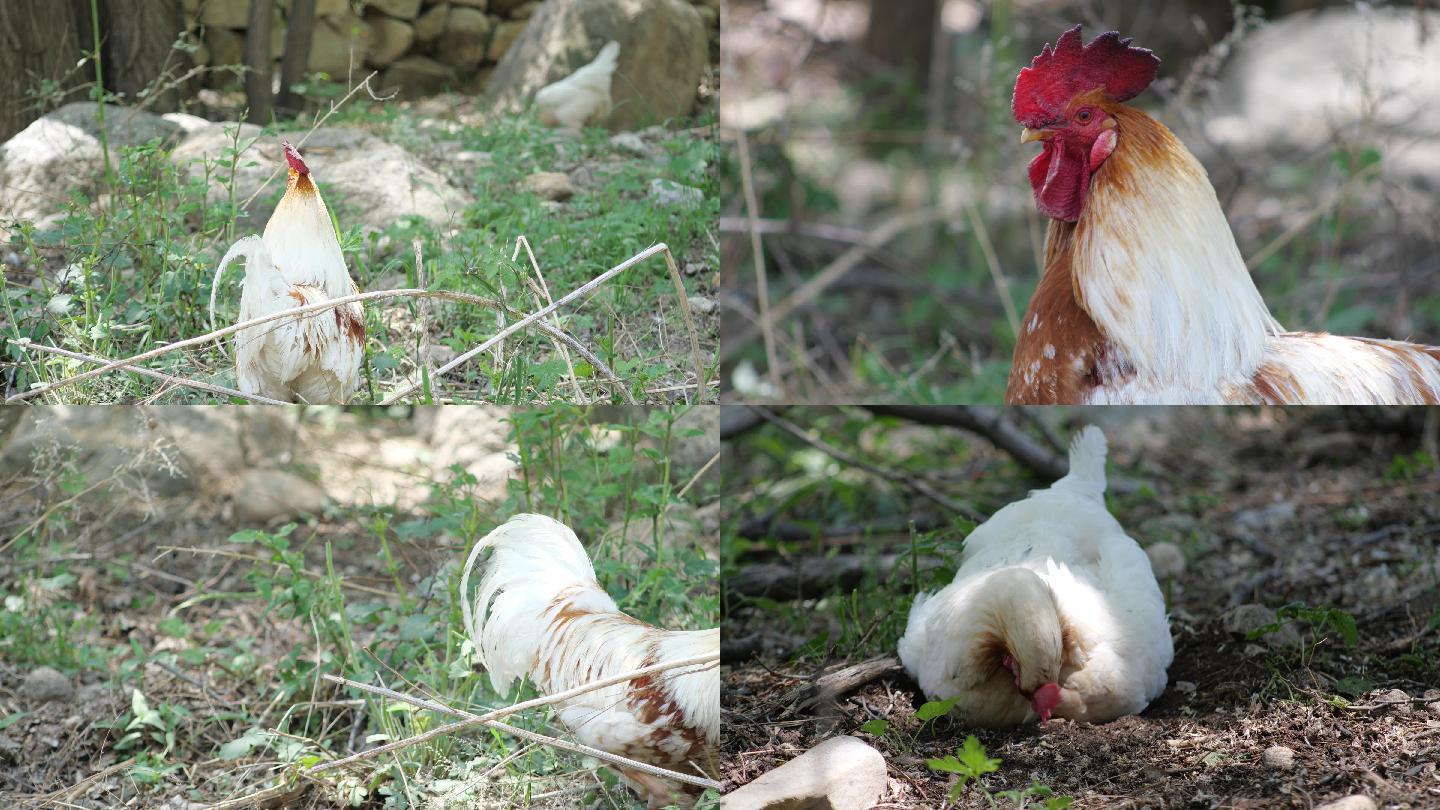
[536,41,621,130]
[459,514,718,805]
[898,427,1172,726]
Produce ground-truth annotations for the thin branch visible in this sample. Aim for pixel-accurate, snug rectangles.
[313,655,720,791]
[10,341,288,404]
[751,406,984,521]
[736,126,780,389]
[380,242,682,404]
[10,287,631,404]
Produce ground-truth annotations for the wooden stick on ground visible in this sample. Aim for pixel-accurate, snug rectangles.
[312,653,720,792]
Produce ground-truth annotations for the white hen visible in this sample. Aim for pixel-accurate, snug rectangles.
[535,41,621,130]
[215,142,363,403]
[460,514,719,808]
[897,427,1172,727]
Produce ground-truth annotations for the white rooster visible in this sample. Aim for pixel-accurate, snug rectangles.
[535,41,622,130]
[897,427,1172,726]
[460,514,719,808]
[214,142,364,403]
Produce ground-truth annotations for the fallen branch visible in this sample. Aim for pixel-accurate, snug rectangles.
[10,340,288,404]
[313,654,720,790]
[784,655,905,715]
[10,286,632,404]
[752,406,984,521]
[379,242,701,404]
[728,553,946,601]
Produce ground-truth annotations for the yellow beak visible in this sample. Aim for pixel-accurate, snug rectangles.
[1020,127,1052,144]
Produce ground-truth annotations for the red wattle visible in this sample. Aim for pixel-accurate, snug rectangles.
[1032,682,1062,723]
[1028,141,1088,223]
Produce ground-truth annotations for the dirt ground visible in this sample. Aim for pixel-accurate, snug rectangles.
[721,408,1440,808]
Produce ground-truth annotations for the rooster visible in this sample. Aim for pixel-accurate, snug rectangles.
[459,514,719,808]
[898,427,1172,726]
[536,41,621,130]
[1005,25,1440,404]
[214,142,364,403]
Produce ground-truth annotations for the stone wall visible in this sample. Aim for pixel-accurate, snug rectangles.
[184,0,719,99]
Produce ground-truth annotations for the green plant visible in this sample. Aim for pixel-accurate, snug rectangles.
[927,735,1073,809]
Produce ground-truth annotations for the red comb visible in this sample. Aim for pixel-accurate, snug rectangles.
[282,141,309,175]
[1012,25,1160,127]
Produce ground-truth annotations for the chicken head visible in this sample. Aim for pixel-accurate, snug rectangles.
[1012,25,1160,221]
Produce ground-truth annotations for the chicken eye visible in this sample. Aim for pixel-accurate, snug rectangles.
[1076,109,1093,124]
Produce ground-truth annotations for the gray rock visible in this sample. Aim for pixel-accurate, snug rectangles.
[367,0,421,19]
[414,3,450,44]
[648,178,704,209]
[524,171,575,201]
[487,0,707,130]
[234,469,328,524]
[1145,541,1186,579]
[368,17,416,67]
[310,11,374,76]
[1261,745,1295,770]
[437,7,492,71]
[724,735,887,810]
[487,20,528,63]
[1314,797,1376,810]
[687,295,717,315]
[609,131,649,156]
[170,125,472,233]
[0,103,184,232]
[1376,688,1413,714]
[1425,688,1440,717]
[380,55,459,98]
[1222,604,1301,648]
[20,667,74,704]
[1231,502,1296,534]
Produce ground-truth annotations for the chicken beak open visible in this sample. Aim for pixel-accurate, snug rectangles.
[1032,682,1062,724]
[1020,127,1053,144]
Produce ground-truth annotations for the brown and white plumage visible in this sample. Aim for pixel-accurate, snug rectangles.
[1005,26,1440,404]
[215,143,363,403]
[460,514,718,808]
[536,41,621,130]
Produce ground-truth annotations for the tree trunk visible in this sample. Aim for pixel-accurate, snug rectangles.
[275,0,316,117]
[862,0,937,83]
[0,0,85,141]
[102,0,185,113]
[244,0,273,125]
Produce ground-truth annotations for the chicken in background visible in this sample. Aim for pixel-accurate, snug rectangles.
[212,143,364,403]
[898,427,1172,726]
[460,514,718,808]
[536,41,622,130]
[1006,25,1440,404]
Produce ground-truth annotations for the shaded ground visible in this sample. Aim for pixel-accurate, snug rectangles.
[720,407,1440,808]
[0,406,720,809]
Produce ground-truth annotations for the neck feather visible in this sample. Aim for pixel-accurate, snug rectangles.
[1071,107,1280,390]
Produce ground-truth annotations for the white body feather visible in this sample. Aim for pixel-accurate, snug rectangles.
[1074,110,1440,404]
[898,427,1172,725]
[535,41,621,130]
[460,514,718,806]
[218,159,362,404]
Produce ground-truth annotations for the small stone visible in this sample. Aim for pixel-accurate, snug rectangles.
[1223,604,1301,648]
[1145,541,1186,579]
[423,344,457,366]
[1376,688,1412,714]
[1173,680,1197,694]
[648,178,704,209]
[609,131,649,156]
[1231,502,1296,533]
[686,295,717,315]
[1261,745,1295,770]
[683,262,700,276]
[724,736,887,810]
[234,469,328,525]
[1424,688,1440,716]
[1314,797,1376,810]
[523,171,574,202]
[20,667,74,704]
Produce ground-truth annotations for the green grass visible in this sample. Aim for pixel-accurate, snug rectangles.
[2,92,718,404]
[0,405,719,808]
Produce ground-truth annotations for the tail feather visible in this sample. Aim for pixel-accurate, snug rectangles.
[1050,425,1108,499]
